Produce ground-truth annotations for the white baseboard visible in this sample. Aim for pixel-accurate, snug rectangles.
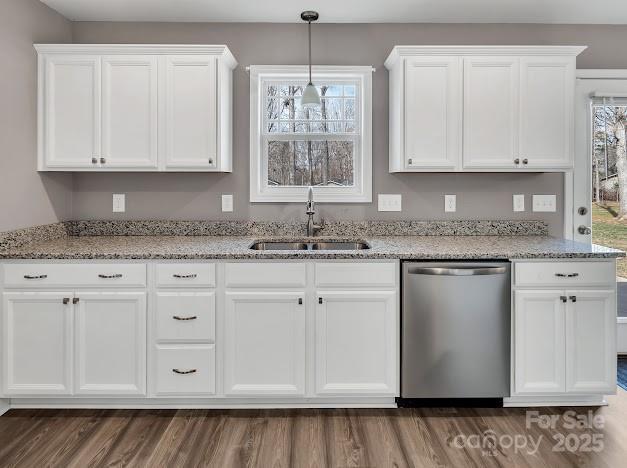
[8,396,397,410]
[618,318,627,354]
[0,399,10,416]
[504,395,607,407]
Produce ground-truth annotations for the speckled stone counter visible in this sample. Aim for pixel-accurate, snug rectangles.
[0,235,622,260]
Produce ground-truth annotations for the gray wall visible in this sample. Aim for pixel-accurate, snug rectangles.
[0,0,73,232]
[23,22,627,235]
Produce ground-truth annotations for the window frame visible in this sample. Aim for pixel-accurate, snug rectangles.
[249,65,373,203]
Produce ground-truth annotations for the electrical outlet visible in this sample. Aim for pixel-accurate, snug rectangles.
[222,194,233,212]
[532,194,557,212]
[112,194,125,213]
[444,195,456,213]
[378,194,402,212]
[513,194,525,212]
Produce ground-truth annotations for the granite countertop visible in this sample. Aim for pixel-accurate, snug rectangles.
[0,234,623,260]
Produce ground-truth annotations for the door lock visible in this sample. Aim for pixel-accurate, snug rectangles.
[577,225,591,235]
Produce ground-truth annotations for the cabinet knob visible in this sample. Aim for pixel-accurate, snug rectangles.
[208,158,214,165]
[62,297,70,305]
[318,297,323,304]
[522,158,528,165]
[569,295,577,303]
[92,157,98,164]
[100,157,106,164]
[298,298,303,305]
[408,158,413,165]
[514,158,520,165]
[560,295,567,303]
[73,298,79,304]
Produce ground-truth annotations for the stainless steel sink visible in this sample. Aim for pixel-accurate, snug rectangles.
[250,240,370,251]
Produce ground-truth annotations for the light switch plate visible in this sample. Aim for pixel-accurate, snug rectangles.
[222,194,234,212]
[532,194,557,212]
[444,195,456,213]
[112,194,125,213]
[378,194,402,212]
[513,194,525,212]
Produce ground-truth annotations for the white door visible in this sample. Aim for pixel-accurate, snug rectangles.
[565,289,616,393]
[43,55,100,169]
[101,56,158,169]
[2,292,73,395]
[315,291,397,395]
[519,57,575,169]
[514,290,566,394]
[404,57,461,170]
[463,57,519,169]
[75,292,146,395]
[165,55,218,170]
[224,291,306,396]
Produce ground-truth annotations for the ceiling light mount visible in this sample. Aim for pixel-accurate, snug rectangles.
[300,11,319,22]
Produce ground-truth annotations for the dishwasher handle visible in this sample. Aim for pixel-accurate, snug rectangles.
[407,266,507,276]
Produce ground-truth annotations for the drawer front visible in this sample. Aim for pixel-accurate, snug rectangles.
[156,263,216,288]
[515,261,615,287]
[3,264,146,288]
[154,345,215,396]
[155,292,215,342]
[225,262,307,288]
[315,262,397,288]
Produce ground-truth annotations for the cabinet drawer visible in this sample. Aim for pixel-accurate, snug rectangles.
[156,263,216,288]
[225,262,306,288]
[154,345,215,396]
[315,262,397,288]
[514,261,615,287]
[155,292,215,342]
[3,264,146,288]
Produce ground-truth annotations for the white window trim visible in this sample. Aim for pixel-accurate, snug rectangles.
[249,65,373,203]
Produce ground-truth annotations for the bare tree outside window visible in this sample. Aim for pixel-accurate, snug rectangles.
[264,82,358,187]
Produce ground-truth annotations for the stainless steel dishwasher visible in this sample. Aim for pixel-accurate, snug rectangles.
[401,261,511,403]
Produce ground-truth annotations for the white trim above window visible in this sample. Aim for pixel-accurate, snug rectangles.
[249,65,373,203]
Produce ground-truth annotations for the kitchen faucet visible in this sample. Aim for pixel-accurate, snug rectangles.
[305,186,323,237]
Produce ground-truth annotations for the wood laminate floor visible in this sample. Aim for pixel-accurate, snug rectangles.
[2,391,627,467]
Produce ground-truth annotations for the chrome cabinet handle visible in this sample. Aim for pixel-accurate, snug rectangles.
[172,369,197,375]
[73,298,80,304]
[98,274,123,279]
[569,295,577,303]
[173,315,197,321]
[24,274,47,280]
[63,297,70,305]
[560,296,567,303]
[173,274,197,279]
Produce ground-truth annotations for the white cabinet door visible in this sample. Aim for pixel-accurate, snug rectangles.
[2,292,73,395]
[43,55,100,169]
[565,290,616,394]
[519,57,574,169]
[315,291,397,395]
[224,291,306,396]
[514,290,566,394]
[101,56,158,169]
[404,57,461,170]
[165,55,218,170]
[463,57,519,169]
[75,292,146,395]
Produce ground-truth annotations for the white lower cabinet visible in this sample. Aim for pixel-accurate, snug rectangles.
[224,291,306,396]
[155,345,215,396]
[75,292,146,395]
[315,291,397,395]
[514,287,616,396]
[2,292,74,395]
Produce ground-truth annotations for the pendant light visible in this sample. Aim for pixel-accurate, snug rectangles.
[301,10,321,108]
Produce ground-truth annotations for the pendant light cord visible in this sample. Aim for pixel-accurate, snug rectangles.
[308,20,312,84]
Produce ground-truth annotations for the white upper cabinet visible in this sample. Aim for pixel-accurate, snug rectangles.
[42,55,101,169]
[165,56,218,170]
[401,57,461,170]
[463,57,519,169]
[519,57,575,169]
[101,56,159,169]
[36,45,237,172]
[385,46,585,172]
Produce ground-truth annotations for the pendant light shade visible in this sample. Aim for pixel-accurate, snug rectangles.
[301,10,320,108]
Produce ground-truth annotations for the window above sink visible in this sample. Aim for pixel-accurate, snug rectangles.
[249,65,373,203]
